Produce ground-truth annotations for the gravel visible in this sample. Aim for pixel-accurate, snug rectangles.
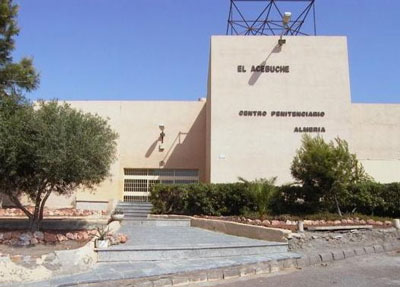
[288,228,400,254]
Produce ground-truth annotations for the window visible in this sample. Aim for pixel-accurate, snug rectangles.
[123,169,199,202]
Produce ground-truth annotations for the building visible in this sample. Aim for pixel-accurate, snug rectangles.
[47,36,399,209]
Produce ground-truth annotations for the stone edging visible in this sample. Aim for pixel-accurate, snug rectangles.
[295,240,400,268]
[71,240,400,287]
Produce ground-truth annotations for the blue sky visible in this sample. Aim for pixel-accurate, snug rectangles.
[14,0,400,103]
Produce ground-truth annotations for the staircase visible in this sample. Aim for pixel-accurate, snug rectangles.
[116,201,153,220]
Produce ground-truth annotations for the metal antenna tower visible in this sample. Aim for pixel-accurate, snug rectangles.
[226,0,316,36]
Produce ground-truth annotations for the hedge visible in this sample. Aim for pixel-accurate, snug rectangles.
[150,183,255,216]
[149,181,400,218]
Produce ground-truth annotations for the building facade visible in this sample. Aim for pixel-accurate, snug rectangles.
[47,36,400,209]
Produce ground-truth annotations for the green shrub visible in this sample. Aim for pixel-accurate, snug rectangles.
[150,183,254,216]
[150,180,400,218]
[346,181,400,217]
[290,135,370,216]
[239,177,277,219]
[269,184,310,215]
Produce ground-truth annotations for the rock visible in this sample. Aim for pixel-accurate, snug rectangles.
[334,220,341,225]
[254,219,261,224]
[10,255,23,263]
[375,221,383,226]
[30,238,39,245]
[271,220,280,226]
[81,232,89,240]
[347,219,354,224]
[109,236,119,245]
[311,235,319,239]
[20,232,32,241]
[44,232,58,243]
[88,229,98,236]
[56,234,68,242]
[3,232,12,240]
[359,219,366,224]
[76,233,84,241]
[0,233,3,241]
[367,219,375,225]
[118,234,128,243]
[262,220,271,225]
[385,221,392,226]
[289,233,305,239]
[11,231,21,239]
[66,232,75,240]
[17,239,30,246]
[304,220,313,225]
[19,233,32,245]
[33,231,44,241]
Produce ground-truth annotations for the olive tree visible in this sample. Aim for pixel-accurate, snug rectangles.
[291,134,369,216]
[0,99,118,231]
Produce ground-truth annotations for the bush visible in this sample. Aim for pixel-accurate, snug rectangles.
[150,181,400,218]
[346,181,400,217]
[150,183,254,216]
[269,184,311,215]
[291,134,369,216]
[239,177,277,219]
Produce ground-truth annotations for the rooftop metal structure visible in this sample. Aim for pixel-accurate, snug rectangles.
[226,0,316,36]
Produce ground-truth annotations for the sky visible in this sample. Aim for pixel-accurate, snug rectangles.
[14,0,400,103]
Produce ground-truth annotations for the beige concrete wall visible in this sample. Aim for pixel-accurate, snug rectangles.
[208,36,352,184]
[351,104,400,183]
[66,101,206,204]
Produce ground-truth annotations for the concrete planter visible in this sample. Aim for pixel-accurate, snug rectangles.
[95,239,109,248]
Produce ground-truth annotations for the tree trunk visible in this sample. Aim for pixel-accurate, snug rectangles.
[334,193,343,217]
[29,191,43,232]
[38,190,52,230]
[8,193,32,219]
[29,216,41,232]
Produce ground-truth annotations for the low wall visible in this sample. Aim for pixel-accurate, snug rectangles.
[0,241,97,284]
[0,218,108,230]
[191,218,290,243]
[149,215,291,243]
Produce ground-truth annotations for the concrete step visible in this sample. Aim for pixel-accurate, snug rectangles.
[117,202,153,207]
[119,208,152,212]
[123,210,151,214]
[121,219,191,226]
[124,214,148,220]
[96,242,288,262]
[117,205,153,209]
[118,207,152,212]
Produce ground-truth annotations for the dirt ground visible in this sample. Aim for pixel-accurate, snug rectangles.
[288,228,400,254]
[0,239,89,257]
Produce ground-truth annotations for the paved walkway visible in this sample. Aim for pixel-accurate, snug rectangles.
[108,223,285,249]
[7,221,297,287]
